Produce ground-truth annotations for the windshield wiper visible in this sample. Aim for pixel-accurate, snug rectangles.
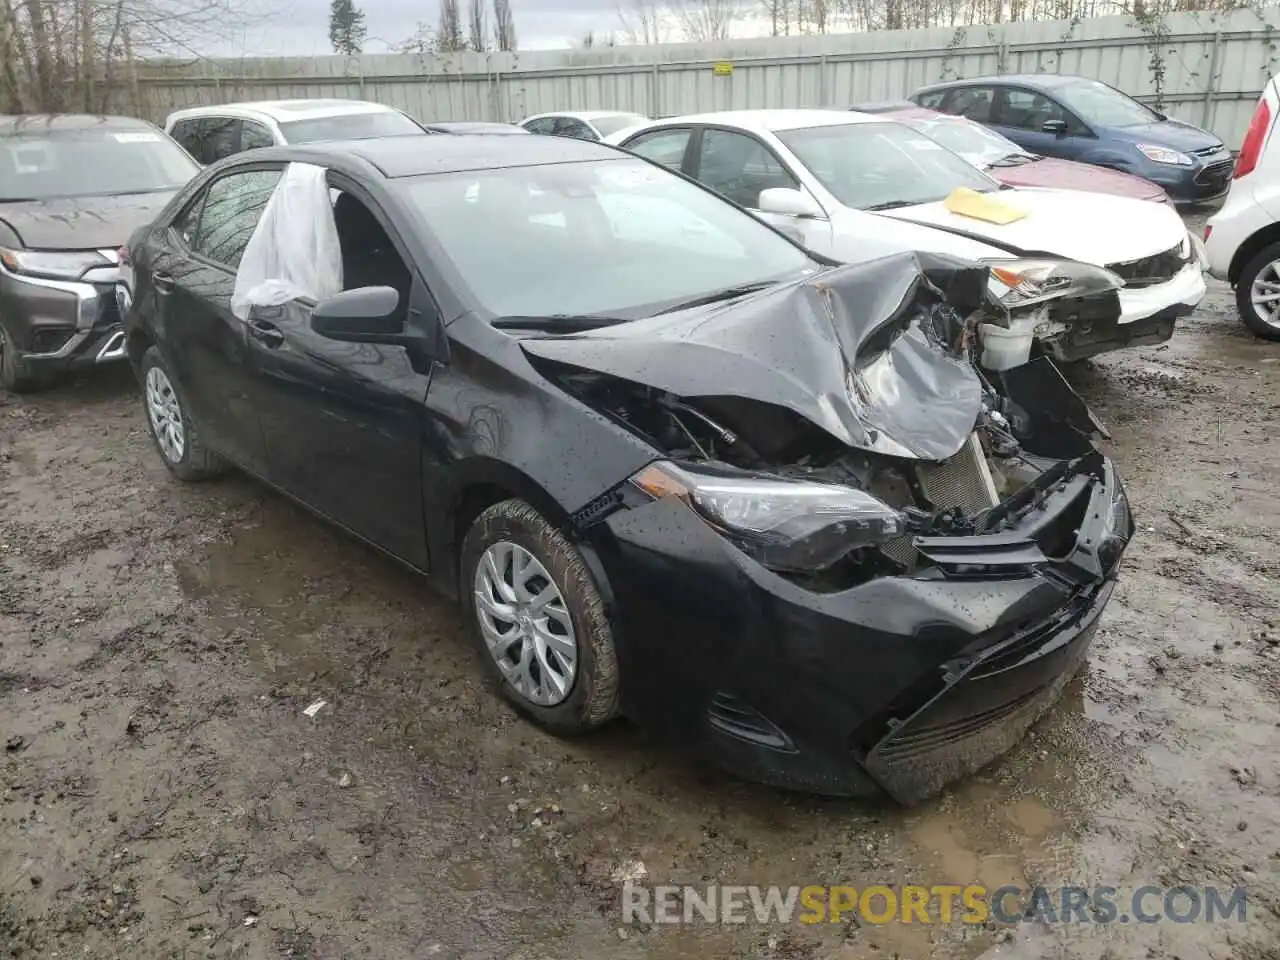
[863,200,916,211]
[491,314,631,332]
[988,153,1041,168]
[655,280,777,315]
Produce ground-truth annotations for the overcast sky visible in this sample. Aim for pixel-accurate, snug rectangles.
[228,0,650,56]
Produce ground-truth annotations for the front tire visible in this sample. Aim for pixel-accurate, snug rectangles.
[0,321,51,394]
[1236,241,1280,341]
[461,499,620,733]
[139,345,226,481]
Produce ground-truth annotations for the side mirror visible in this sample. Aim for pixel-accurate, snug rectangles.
[1041,119,1068,136]
[757,187,824,219]
[311,286,408,344]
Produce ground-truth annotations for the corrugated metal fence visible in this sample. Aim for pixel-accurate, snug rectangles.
[129,7,1280,147]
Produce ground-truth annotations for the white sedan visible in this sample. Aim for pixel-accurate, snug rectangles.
[607,109,1207,366]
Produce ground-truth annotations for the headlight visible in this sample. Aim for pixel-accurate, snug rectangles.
[630,461,906,572]
[0,248,108,280]
[984,258,1124,308]
[1136,143,1192,166]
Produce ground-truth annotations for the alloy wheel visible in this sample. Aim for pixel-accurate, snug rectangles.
[473,541,578,707]
[145,366,186,463]
[1250,257,1280,331]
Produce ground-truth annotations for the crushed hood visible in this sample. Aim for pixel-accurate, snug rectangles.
[990,156,1168,203]
[880,186,1188,265]
[0,191,177,251]
[521,252,991,461]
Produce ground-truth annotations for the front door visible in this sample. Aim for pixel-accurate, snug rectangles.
[689,126,834,254]
[247,187,434,568]
[158,166,282,475]
[991,87,1094,162]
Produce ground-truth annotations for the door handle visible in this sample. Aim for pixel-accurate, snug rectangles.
[246,317,285,348]
[152,271,175,295]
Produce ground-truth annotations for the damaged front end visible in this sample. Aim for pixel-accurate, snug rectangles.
[522,252,1132,803]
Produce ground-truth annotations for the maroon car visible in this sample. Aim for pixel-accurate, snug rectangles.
[851,102,1171,204]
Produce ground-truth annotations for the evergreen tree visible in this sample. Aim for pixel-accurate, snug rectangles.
[329,0,367,54]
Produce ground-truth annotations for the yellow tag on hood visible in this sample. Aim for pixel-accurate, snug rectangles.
[943,187,1027,225]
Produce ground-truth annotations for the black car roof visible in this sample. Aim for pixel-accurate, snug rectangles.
[267,133,622,179]
[0,114,160,135]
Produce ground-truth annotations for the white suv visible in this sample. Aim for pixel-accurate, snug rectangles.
[163,99,426,166]
[1205,77,1280,339]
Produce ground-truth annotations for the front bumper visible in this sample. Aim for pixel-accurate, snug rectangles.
[586,456,1131,804]
[0,261,126,373]
[1150,157,1234,205]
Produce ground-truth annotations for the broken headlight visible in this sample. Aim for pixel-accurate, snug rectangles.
[630,461,906,572]
[984,258,1124,309]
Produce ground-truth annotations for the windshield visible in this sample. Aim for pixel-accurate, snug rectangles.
[399,157,815,320]
[900,115,1028,168]
[278,111,424,144]
[591,114,649,137]
[776,121,998,210]
[0,127,199,201]
[1055,79,1160,127]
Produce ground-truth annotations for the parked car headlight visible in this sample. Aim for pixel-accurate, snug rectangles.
[0,248,109,281]
[984,258,1124,308]
[1136,143,1193,166]
[630,460,906,572]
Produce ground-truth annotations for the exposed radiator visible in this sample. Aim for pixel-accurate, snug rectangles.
[880,432,999,567]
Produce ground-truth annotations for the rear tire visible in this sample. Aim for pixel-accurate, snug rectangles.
[0,321,52,394]
[1236,241,1280,342]
[460,499,620,734]
[139,345,227,481]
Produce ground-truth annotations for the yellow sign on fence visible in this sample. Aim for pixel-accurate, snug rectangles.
[713,61,734,76]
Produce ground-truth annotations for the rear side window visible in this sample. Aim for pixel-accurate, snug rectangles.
[554,117,597,140]
[186,169,282,268]
[241,121,275,150]
[948,87,997,123]
[624,128,691,170]
[170,119,203,161]
[523,117,556,135]
[182,117,242,165]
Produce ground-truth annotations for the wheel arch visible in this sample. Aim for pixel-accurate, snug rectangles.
[1228,222,1280,285]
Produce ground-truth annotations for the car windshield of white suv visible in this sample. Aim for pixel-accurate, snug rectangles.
[277,111,424,144]
[777,121,999,211]
[400,157,816,321]
[1054,80,1160,128]
[901,115,1033,168]
[590,114,650,137]
[0,127,199,201]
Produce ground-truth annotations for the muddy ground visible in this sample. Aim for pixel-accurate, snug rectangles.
[3,214,1279,960]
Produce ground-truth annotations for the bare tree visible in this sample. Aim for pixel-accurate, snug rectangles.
[396,20,435,53]
[466,0,486,51]
[0,0,281,115]
[491,0,516,50]
[671,0,739,40]
[437,0,465,51]
[615,0,669,43]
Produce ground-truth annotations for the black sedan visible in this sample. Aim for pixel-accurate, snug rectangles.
[121,134,1133,804]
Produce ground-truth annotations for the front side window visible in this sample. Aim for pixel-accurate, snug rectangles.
[623,128,691,170]
[998,89,1074,132]
[0,125,200,201]
[399,157,814,320]
[277,111,423,144]
[1053,79,1159,128]
[916,90,948,110]
[777,121,998,211]
[695,129,799,208]
[188,169,283,268]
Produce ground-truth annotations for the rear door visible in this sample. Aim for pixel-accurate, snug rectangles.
[154,165,283,475]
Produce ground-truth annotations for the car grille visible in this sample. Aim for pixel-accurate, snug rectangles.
[1191,144,1226,158]
[1106,241,1189,288]
[1194,157,1234,186]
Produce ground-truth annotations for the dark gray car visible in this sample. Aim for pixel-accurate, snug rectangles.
[0,115,200,392]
